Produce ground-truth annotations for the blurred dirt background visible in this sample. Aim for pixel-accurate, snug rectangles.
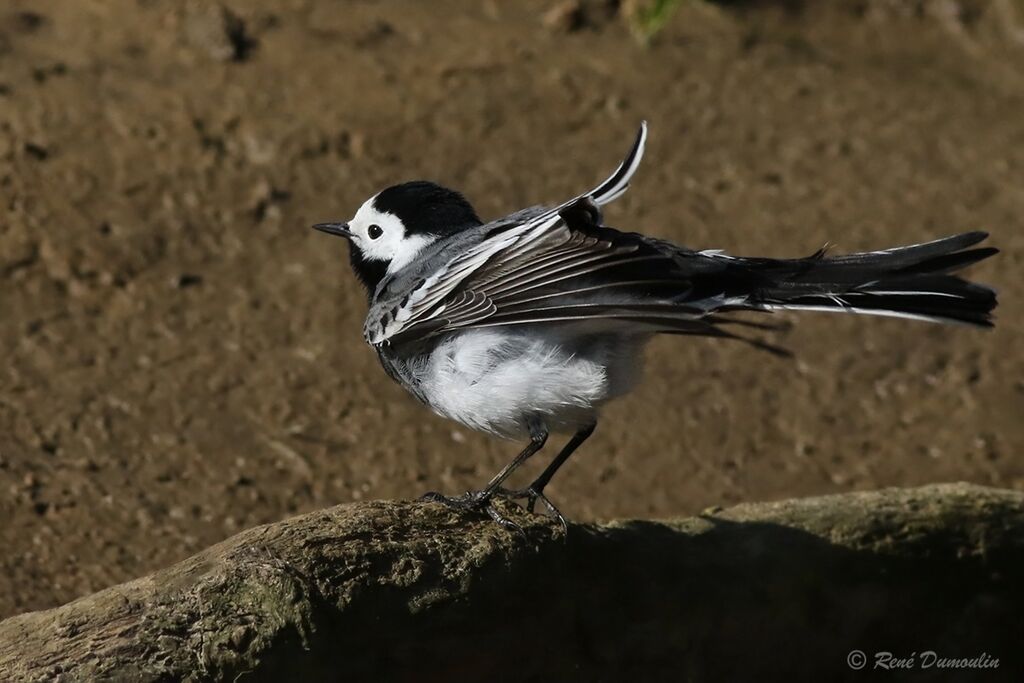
[1,0,1022,618]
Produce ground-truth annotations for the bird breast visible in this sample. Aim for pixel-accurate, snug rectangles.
[399,327,646,439]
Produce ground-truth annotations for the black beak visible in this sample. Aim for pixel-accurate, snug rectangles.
[312,222,352,238]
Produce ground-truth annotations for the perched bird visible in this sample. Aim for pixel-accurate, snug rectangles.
[313,123,997,529]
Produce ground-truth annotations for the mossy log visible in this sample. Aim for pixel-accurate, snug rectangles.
[1,483,1022,681]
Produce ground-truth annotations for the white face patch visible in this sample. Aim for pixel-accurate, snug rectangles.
[348,197,437,273]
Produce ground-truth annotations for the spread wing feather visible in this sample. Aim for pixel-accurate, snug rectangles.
[366,123,672,346]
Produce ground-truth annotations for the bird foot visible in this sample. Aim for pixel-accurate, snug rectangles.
[494,486,567,534]
[419,490,526,534]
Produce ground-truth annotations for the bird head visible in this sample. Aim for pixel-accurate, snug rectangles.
[314,181,482,292]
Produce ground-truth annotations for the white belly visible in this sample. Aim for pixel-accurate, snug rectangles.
[418,328,644,438]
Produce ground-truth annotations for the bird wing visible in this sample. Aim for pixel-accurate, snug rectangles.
[363,123,744,347]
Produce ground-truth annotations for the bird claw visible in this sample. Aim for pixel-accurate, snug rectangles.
[419,490,526,535]
[483,503,526,535]
[494,486,567,534]
[419,490,484,509]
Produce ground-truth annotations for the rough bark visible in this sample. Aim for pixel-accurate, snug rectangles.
[1,483,1022,682]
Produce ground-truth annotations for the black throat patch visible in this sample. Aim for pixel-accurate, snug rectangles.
[349,246,390,297]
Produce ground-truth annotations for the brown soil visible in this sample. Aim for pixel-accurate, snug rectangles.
[1,0,1022,619]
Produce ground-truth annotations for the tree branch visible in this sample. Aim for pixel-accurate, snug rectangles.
[1,483,1021,681]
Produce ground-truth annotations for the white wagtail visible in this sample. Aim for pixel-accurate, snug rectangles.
[314,123,997,529]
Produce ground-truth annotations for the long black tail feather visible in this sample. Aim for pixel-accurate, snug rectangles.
[738,231,998,327]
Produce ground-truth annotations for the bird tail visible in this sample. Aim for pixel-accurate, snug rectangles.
[734,231,998,327]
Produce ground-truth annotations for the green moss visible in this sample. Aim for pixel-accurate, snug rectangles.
[627,0,686,44]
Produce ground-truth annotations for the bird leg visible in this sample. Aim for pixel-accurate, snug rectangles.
[420,420,549,532]
[495,422,597,529]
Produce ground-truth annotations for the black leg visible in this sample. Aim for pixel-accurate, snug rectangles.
[420,419,549,531]
[530,422,596,497]
[496,422,597,528]
[480,420,549,498]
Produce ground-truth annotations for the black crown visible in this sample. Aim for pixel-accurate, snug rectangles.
[372,181,482,238]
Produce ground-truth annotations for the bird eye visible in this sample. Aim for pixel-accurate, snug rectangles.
[368,224,383,240]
